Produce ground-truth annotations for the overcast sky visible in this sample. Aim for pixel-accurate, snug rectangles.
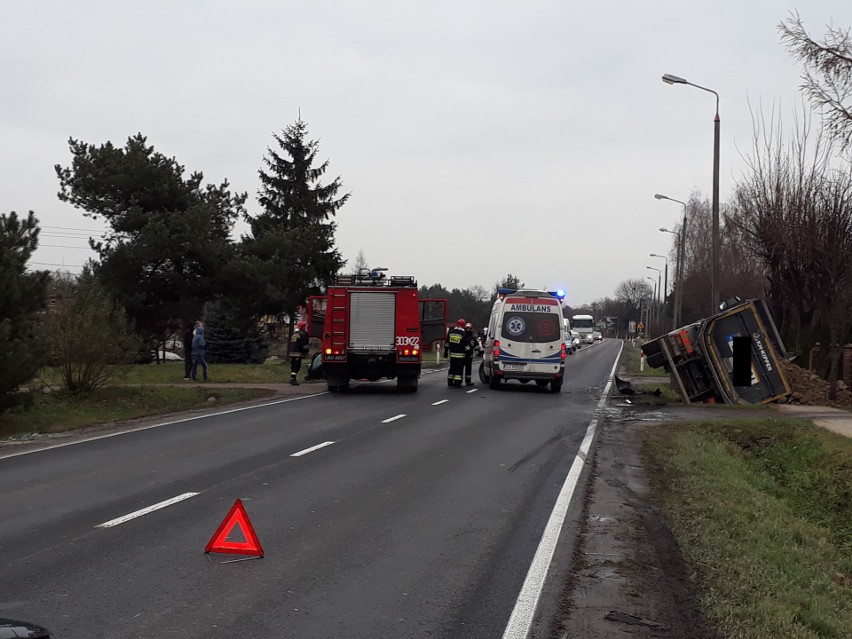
[2,1,848,305]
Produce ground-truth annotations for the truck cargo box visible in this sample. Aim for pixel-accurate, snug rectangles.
[641,298,791,404]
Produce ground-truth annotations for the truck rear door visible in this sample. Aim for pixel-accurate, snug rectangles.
[419,299,448,349]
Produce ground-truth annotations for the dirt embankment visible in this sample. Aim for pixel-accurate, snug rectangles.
[780,359,852,408]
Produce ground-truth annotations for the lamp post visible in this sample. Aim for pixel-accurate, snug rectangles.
[662,73,720,313]
[656,193,687,329]
[646,265,662,320]
[646,276,657,334]
[659,228,682,329]
[650,253,668,329]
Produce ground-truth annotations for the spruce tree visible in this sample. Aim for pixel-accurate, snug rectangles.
[243,118,349,321]
[0,211,49,411]
[204,301,269,364]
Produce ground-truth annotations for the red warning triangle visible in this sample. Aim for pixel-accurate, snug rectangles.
[205,499,264,557]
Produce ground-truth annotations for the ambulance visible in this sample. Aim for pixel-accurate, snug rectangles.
[480,289,567,392]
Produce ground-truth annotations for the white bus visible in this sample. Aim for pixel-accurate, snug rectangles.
[571,314,595,344]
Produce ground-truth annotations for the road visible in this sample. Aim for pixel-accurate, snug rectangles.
[0,340,620,638]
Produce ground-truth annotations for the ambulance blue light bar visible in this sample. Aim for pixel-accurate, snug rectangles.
[497,288,566,300]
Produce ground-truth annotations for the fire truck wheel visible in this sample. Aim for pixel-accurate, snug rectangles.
[327,377,349,392]
[397,376,418,392]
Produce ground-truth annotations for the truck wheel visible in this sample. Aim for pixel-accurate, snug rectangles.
[397,376,418,392]
[327,377,348,393]
[550,380,563,393]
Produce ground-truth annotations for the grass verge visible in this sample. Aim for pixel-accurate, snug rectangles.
[35,360,295,386]
[0,386,274,439]
[646,417,852,638]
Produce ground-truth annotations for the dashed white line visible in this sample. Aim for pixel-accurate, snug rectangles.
[431,399,449,406]
[466,388,477,394]
[291,441,336,457]
[96,492,200,528]
[381,414,407,423]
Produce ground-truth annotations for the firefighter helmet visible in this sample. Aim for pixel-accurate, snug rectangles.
[456,318,466,327]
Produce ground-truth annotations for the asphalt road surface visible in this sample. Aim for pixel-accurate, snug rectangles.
[0,340,621,638]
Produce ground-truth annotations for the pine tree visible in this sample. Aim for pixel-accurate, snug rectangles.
[0,211,49,411]
[244,118,349,321]
[55,134,245,348]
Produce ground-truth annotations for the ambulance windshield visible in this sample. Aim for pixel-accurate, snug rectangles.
[501,312,561,342]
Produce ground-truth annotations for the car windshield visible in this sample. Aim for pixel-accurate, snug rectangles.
[501,312,562,342]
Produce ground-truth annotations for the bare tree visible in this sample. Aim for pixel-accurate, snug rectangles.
[351,249,369,274]
[43,273,138,394]
[780,11,852,152]
[728,102,852,394]
[614,278,653,330]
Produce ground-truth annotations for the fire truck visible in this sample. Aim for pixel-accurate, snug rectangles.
[308,269,448,392]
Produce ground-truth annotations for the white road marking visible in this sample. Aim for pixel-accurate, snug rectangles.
[431,400,449,406]
[502,340,623,639]
[466,388,477,394]
[291,441,335,457]
[381,414,407,423]
[96,492,200,528]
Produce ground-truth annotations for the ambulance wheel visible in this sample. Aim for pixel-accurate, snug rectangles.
[535,380,549,388]
[478,362,489,383]
[550,380,563,393]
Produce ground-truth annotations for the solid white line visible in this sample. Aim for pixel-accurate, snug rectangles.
[290,441,335,457]
[431,400,449,406]
[502,340,623,639]
[0,392,329,461]
[95,492,200,528]
[381,414,407,423]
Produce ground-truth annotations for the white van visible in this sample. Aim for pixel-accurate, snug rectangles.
[480,289,566,392]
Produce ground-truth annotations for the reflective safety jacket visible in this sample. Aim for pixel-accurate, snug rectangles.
[290,328,310,359]
[444,326,471,358]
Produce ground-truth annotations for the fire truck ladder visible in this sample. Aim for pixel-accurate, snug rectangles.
[329,289,348,353]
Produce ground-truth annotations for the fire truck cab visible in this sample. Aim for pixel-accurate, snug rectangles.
[309,269,447,392]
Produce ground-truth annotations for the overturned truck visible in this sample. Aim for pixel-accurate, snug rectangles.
[641,298,792,404]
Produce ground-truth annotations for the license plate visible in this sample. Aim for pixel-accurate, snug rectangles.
[502,363,526,371]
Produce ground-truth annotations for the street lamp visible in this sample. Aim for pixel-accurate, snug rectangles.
[645,276,657,334]
[650,253,668,328]
[646,265,662,309]
[656,193,687,329]
[662,73,720,313]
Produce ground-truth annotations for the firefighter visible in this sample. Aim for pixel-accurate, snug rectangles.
[444,318,470,387]
[462,322,478,386]
[289,320,310,386]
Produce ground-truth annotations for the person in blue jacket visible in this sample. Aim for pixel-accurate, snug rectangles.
[191,320,208,382]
